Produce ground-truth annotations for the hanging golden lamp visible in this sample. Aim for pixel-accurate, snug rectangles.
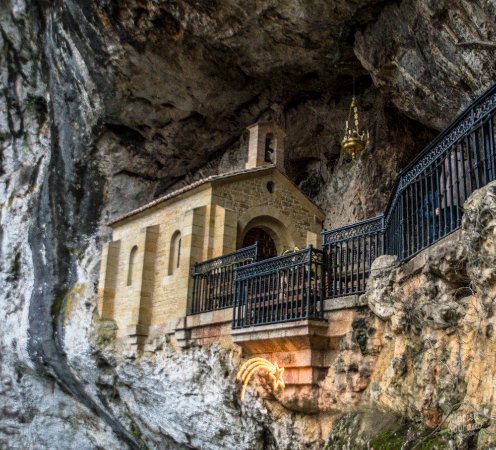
[341,96,369,161]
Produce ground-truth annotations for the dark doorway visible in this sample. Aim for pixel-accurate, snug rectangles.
[242,227,277,259]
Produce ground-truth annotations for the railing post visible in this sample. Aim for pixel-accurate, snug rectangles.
[232,271,239,328]
[319,251,325,320]
[489,117,496,182]
[381,215,385,256]
[321,229,328,299]
[306,246,312,319]
[191,263,198,314]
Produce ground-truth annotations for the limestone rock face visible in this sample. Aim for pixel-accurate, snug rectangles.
[463,180,496,298]
[342,181,496,445]
[1,0,496,448]
[91,342,329,450]
[362,255,399,320]
[355,0,496,129]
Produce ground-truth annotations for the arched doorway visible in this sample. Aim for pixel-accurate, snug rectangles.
[242,227,277,259]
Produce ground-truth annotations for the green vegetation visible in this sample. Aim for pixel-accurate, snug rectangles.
[24,94,47,126]
[51,283,86,328]
[369,425,410,449]
[124,412,149,450]
[369,426,452,450]
[325,412,480,449]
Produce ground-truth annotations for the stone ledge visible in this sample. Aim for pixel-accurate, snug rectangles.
[396,229,462,283]
[231,319,329,354]
[175,309,234,348]
[185,307,233,329]
[231,319,328,338]
[324,295,368,312]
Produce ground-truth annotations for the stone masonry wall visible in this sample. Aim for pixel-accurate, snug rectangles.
[214,170,324,251]
[100,186,212,336]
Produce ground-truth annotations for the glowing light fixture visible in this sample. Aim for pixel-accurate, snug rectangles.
[236,357,285,401]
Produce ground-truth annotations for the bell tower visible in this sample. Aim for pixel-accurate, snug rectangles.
[245,121,286,172]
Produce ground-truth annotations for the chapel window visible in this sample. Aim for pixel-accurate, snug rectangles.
[127,245,138,286]
[169,231,182,275]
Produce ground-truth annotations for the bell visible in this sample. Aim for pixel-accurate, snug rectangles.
[342,96,369,161]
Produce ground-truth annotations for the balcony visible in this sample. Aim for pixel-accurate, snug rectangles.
[232,246,325,328]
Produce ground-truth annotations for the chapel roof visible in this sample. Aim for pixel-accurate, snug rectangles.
[108,165,324,226]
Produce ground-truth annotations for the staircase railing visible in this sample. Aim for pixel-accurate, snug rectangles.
[323,82,496,298]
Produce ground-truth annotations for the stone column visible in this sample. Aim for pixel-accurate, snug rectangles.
[126,225,159,347]
[181,206,207,315]
[212,205,237,258]
[246,123,261,169]
[97,240,121,320]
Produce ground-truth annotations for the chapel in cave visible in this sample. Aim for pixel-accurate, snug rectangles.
[97,83,496,393]
[97,121,325,348]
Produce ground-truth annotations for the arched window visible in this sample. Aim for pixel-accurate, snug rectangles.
[168,231,182,275]
[127,245,138,286]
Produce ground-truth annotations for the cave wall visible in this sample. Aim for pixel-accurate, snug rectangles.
[325,180,496,448]
[1,0,496,448]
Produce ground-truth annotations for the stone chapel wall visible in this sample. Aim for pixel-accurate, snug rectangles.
[99,186,213,338]
[212,170,323,252]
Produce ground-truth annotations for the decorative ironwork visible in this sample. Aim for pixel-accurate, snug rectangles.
[235,247,322,281]
[236,357,285,401]
[193,244,258,275]
[322,217,384,298]
[190,244,258,315]
[323,216,384,244]
[397,85,496,193]
[342,96,369,160]
[233,246,325,328]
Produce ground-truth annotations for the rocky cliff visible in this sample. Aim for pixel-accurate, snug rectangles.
[324,180,496,448]
[1,0,496,448]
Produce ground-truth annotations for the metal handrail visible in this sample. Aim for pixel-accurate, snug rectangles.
[323,215,384,244]
[233,246,326,328]
[385,82,496,225]
[235,246,323,280]
[193,243,258,275]
[189,243,258,315]
[400,83,496,176]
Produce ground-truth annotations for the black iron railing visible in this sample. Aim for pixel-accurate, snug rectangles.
[190,244,258,314]
[232,246,325,329]
[323,82,496,297]
[323,216,384,298]
[384,85,496,259]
